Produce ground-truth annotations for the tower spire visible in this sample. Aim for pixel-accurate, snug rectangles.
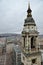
[27,1,32,17]
[28,1,30,9]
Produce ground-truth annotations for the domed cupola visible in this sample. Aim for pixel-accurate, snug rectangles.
[24,2,36,26]
[24,17,36,26]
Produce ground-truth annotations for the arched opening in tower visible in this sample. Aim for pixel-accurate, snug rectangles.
[21,62,24,65]
[31,37,35,49]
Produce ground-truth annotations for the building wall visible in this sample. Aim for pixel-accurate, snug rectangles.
[21,53,41,65]
[38,37,43,49]
[6,52,14,65]
[0,55,6,65]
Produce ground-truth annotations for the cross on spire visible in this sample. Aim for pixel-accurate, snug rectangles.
[28,0,30,9]
[27,1,32,17]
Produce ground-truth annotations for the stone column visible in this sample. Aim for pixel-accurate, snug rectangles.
[36,37,39,51]
[25,35,29,51]
[22,36,24,48]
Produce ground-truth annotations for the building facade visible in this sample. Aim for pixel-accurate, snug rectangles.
[0,44,6,65]
[21,2,41,65]
[13,45,21,65]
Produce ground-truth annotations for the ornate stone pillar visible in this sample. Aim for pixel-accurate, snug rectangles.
[22,36,25,48]
[36,36,39,51]
[25,35,29,51]
[22,36,24,48]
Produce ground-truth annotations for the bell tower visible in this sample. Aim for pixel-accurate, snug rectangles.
[22,2,39,53]
[21,1,41,65]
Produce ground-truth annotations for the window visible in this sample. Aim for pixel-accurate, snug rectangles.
[32,27,33,29]
[32,59,36,64]
[21,62,24,65]
[28,27,29,29]
[23,57,25,60]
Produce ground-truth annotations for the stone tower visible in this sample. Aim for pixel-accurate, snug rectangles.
[21,2,41,65]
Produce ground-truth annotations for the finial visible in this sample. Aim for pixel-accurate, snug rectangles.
[27,1,32,17]
[28,1,30,9]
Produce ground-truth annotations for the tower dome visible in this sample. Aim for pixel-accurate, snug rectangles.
[24,2,36,26]
[24,17,36,26]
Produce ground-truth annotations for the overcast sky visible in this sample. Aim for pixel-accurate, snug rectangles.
[0,0,43,34]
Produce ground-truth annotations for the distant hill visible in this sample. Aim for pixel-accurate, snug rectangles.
[0,33,22,45]
[38,35,43,39]
[0,33,43,50]
[0,33,21,37]
[0,33,43,38]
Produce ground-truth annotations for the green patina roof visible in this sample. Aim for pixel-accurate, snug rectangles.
[25,17,35,23]
[24,17,36,26]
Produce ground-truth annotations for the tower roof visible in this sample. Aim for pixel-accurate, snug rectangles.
[24,1,36,26]
[24,17,36,26]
